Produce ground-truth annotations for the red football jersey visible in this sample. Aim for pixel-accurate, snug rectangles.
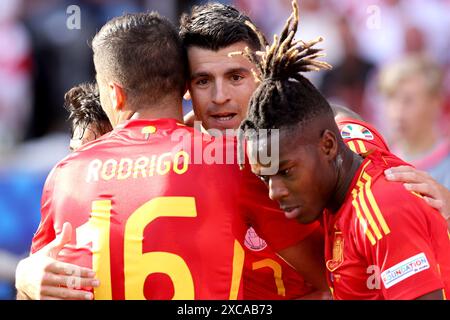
[32,118,319,300]
[242,227,315,299]
[241,118,390,300]
[324,149,450,299]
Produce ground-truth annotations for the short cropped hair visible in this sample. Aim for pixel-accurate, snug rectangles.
[92,12,187,106]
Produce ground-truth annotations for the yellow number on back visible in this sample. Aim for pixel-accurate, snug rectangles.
[124,197,197,299]
[76,197,197,300]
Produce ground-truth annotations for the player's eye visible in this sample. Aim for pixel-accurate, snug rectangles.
[279,168,292,177]
[231,74,243,82]
[195,78,209,86]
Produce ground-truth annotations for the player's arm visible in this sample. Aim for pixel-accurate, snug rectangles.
[364,183,448,300]
[256,222,331,299]
[385,166,450,228]
[19,169,98,300]
[16,222,99,300]
[276,228,331,299]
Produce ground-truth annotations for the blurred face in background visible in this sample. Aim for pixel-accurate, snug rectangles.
[384,74,441,144]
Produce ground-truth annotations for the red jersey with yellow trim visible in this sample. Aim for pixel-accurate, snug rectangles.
[242,227,315,300]
[324,149,450,299]
[337,118,390,154]
[241,118,386,300]
[32,118,319,300]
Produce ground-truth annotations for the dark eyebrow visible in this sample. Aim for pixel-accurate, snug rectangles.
[191,67,251,80]
[224,67,251,75]
[276,160,295,172]
[279,160,291,167]
[190,71,211,79]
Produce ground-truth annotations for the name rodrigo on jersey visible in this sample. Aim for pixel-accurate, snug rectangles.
[85,151,189,182]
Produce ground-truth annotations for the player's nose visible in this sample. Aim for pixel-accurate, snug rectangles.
[268,178,289,202]
[212,80,230,105]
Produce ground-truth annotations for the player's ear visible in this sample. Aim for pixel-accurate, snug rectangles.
[109,82,125,111]
[320,129,338,161]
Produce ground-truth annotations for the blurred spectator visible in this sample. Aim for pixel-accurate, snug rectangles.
[23,0,100,140]
[0,0,32,155]
[235,0,344,87]
[259,0,344,87]
[320,18,375,121]
[378,54,450,189]
[234,0,286,36]
[331,0,450,66]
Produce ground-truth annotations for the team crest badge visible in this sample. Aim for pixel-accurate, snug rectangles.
[244,227,267,251]
[340,124,374,141]
[326,231,344,272]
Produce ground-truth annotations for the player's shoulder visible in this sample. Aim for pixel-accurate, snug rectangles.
[354,150,432,223]
[75,131,116,153]
[348,153,434,246]
[338,117,390,153]
[49,133,114,177]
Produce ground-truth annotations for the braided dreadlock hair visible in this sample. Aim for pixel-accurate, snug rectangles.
[64,82,112,139]
[237,0,333,133]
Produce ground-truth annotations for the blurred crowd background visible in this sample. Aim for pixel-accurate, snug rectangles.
[0,0,449,299]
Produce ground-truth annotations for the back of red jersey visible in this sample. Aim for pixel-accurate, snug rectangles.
[33,118,317,300]
[33,119,248,299]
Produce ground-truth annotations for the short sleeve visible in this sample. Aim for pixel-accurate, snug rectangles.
[360,182,445,299]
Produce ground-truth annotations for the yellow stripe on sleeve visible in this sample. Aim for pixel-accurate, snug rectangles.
[357,189,383,240]
[352,198,376,245]
[362,173,391,235]
[357,140,368,153]
[347,141,358,153]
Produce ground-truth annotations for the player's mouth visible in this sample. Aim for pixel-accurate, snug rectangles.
[281,206,301,219]
[211,112,238,122]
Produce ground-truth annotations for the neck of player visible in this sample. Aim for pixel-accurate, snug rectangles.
[123,97,184,124]
[329,147,363,213]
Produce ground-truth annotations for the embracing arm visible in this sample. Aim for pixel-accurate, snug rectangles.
[385,166,450,229]
[16,223,99,300]
[277,227,331,300]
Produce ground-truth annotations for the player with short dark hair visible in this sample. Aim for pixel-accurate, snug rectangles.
[179,3,264,52]
[92,13,187,114]
[179,2,323,300]
[241,1,450,300]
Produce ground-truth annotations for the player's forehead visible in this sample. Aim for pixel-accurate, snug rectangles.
[246,129,310,173]
[187,41,256,75]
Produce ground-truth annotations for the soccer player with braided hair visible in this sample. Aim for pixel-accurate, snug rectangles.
[241,0,450,300]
